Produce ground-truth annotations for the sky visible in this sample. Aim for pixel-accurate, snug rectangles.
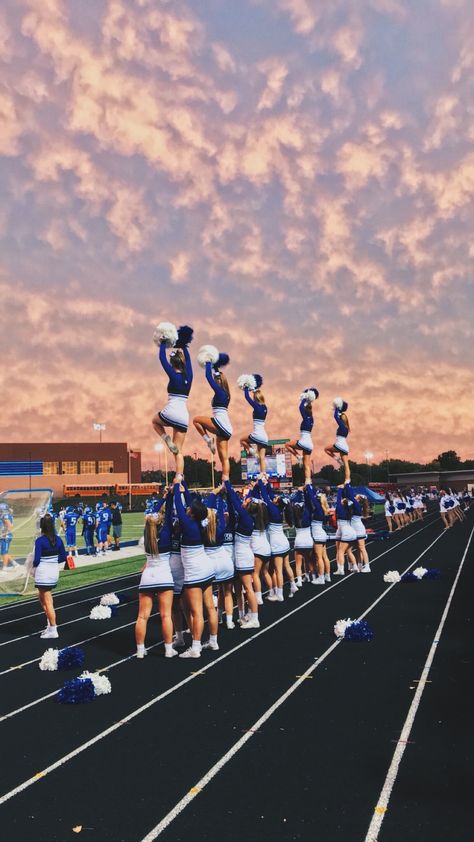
[0,0,473,470]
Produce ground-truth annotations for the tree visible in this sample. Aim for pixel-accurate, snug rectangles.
[436,450,461,470]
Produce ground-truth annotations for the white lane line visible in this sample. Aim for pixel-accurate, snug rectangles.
[0,567,142,613]
[0,525,447,807]
[139,525,450,840]
[364,524,474,842]
[0,585,138,631]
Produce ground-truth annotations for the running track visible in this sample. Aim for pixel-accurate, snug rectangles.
[0,509,472,841]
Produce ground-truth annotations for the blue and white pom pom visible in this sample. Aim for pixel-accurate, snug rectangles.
[79,671,112,696]
[237,374,257,391]
[384,570,401,583]
[90,605,112,620]
[175,325,194,348]
[197,344,219,367]
[333,396,344,410]
[413,566,428,579]
[39,647,85,672]
[100,593,120,606]
[424,568,441,579]
[334,618,374,641]
[57,671,111,705]
[153,321,178,348]
[300,388,318,403]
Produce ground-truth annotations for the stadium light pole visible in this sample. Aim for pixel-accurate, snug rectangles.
[154,442,168,487]
[364,450,374,485]
[93,422,106,443]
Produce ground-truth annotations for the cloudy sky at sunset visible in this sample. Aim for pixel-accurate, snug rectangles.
[1,0,473,469]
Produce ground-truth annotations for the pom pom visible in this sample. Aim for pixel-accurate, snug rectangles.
[153,321,178,348]
[344,620,374,642]
[384,570,401,583]
[401,572,419,583]
[110,605,119,616]
[39,648,59,671]
[175,325,194,348]
[300,388,318,403]
[57,647,85,670]
[424,568,441,579]
[237,374,257,391]
[90,605,112,620]
[333,397,344,410]
[253,374,263,389]
[117,593,131,603]
[215,352,230,369]
[100,593,120,606]
[79,671,112,696]
[197,344,219,367]
[413,566,428,580]
[334,618,352,638]
[57,677,95,705]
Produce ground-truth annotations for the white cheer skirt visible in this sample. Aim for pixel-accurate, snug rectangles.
[250,529,271,558]
[205,545,234,583]
[222,540,235,566]
[249,419,268,447]
[212,407,233,440]
[234,532,254,572]
[170,551,184,595]
[297,430,313,454]
[350,515,367,540]
[268,522,290,556]
[159,394,189,433]
[335,519,357,542]
[334,435,349,455]
[139,552,174,591]
[181,544,215,586]
[294,526,313,550]
[311,521,328,544]
[34,556,60,588]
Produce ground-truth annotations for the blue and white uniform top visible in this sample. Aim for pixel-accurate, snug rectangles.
[206,362,233,440]
[173,483,214,586]
[335,487,357,542]
[345,483,367,539]
[224,480,254,572]
[97,506,112,540]
[158,342,193,433]
[222,500,235,563]
[139,492,174,592]
[304,485,328,543]
[203,495,234,583]
[297,400,314,454]
[333,407,349,455]
[258,479,290,556]
[245,387,268,447]
[64,510,79,545]
[0,511,13,553]
[34,534,67,588]
[292,492,313,550]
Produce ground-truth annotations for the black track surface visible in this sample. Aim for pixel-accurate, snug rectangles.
[0,511,472,842]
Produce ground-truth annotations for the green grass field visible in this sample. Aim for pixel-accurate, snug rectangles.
[7,511,145,558]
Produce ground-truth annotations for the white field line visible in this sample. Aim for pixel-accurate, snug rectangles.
[0,585,138,631]
[0,524,447,808]
[363,525,474,842]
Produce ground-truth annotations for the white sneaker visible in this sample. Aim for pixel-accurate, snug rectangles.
[165,648,179,658]
[324,573,331,582]
[201,640,219,651]
[212,594,218,607]
[226,620,236,629]
[237,615,248,625]
[40,627,58,639]
[361,564,371,573]
[334,567,345,576]
[179,647,201,659]
[289,582,298,594]
[314,575,325,585]
[240,617,260,629]
[136,649,147,659]
[248,446,257,457]
[172,637,185,649]
[276,594,284,602]
[266,593,278,602]
[206,438,216,455]
[255,593,263,605]
[164,435,179,455]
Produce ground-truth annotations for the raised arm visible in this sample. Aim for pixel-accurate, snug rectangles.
[244,387,257,409]
[224,480,244,516]
[216,495,226,533]
[299,399,306,420]
[173,482,193,528]
[181,479,193,507]
[183,346,193,385]
[205,361,219,394]
[159,342,174,378]
[57,537,67,564]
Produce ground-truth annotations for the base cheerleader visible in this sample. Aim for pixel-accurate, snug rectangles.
[285,388,318,484]
[345,482,370,572]
[239,375,268,474]
[152,324,193,478]
[324,398,350,483]
[257,478,297,601]
[304,484,331,584]
[224,480,260,628]
[333,485,357,575]
[193,351,232,481]
[291,491,314,586]
[33,514,67,639]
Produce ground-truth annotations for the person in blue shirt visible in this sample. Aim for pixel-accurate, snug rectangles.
[240,375,268,474]
[82,507,97,555]
[285,388,319,485]
[223,480,260,628]
[152,325,193,479]
[64,506,80,557]
[193,354,232,480]
[96,502,112,555]
[324,398,351,483]
[33,514,67,638]
[0,504,17,570]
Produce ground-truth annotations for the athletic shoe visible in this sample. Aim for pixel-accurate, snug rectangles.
[226,620,236,629]
[248,446,257,457]
[289,582,298,594]
[333,568,345,576]
[206,439,216,455]
[164,435,179,455]
[266,593,278,602]
[240,617,260,629]
[179,647,201,659]
[276,594,284,602]
[324,573,331,582]
[172,639,186,649]
[361,564,371,573]
[314,575,325,585]
[40,627,58,639]
[201,640,219,651]
[136,649,147,659]
[165,648,179,658]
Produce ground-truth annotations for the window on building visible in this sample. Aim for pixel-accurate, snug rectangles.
[61,461,78,474]
[98,461,114,473]
[43,462,59,475]
[80,461,96,474]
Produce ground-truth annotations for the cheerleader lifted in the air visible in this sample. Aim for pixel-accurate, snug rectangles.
[152,323,193,479]
[238,374,268,474]
[285,388,319,484]
[193,345,232,481]
[324,397,351,483]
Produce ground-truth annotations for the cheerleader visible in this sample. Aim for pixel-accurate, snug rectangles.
[135,492,176,659]
[291,491,314,586]
[258,479,298,601]
[169,488,187,650]
[224,480,260,628]
[285,389,319,484]
[202,494,235,629]
[247,493,272,605]
[152,325,193,478]
[193,354,232,481]
[394,494,408,527]
[324,398,351,483]
[304,484,331,584]
[384,493,396,532]
[173,482,218,658]
[240,376,268,474]
[33,514,67,639]
[333,485,357,575]
[345,482,370,572]
[413,493,424,521]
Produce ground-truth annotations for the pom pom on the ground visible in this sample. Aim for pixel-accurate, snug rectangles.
[117,593,131,603]
[253,374,263,389]
[175,325,194,348]
[110,605,119,617]
[197,344,219,367]
[413,566,428,579]
[333,396,344,410]
[57,647,85,670]
[300,389,318,403]
[57,677,95,705]
[215,352,230,369]
[153,322,178,347]
[344,620,374,642]
[424,568,441,579]
[79,671,112,696]
[100,593,120,606]
[90,605,112,620]
[39,648,59,671]
[334,618,353,638]
[384,570,401,583]
[237,374,257,391]
[401,572,419,583]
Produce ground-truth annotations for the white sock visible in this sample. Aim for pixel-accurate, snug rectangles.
[255,591,263,605]
[209,634,218,645]
[276,588,283,599]
[164,643,174,655]
[226,614,234,627]
[249,612,259,621]
[239,608,245,620]
[50,625,57,632]
[137,644,145,654]
[269,588,275,597]
[296,576,302,586]
[192,639,201,653]
[203,434,212,443]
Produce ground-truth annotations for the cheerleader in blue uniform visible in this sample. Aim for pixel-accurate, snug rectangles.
[202,493,235,629]
[248,493,272,606]
[173,482,218,657]
[291,491,314,587]
[333,486,357,575]
[224,480,260,628]
[324,398,351,483]
[345,482,370,572]
[258,479,298,601]
[152,326,193,478]
[384,494,396,532]
[240,376,268,474]
[193,354,232,480]
[135,491,176,659]
[33,514,67,639]
[285,389,319,484]
[304,485,330,584]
